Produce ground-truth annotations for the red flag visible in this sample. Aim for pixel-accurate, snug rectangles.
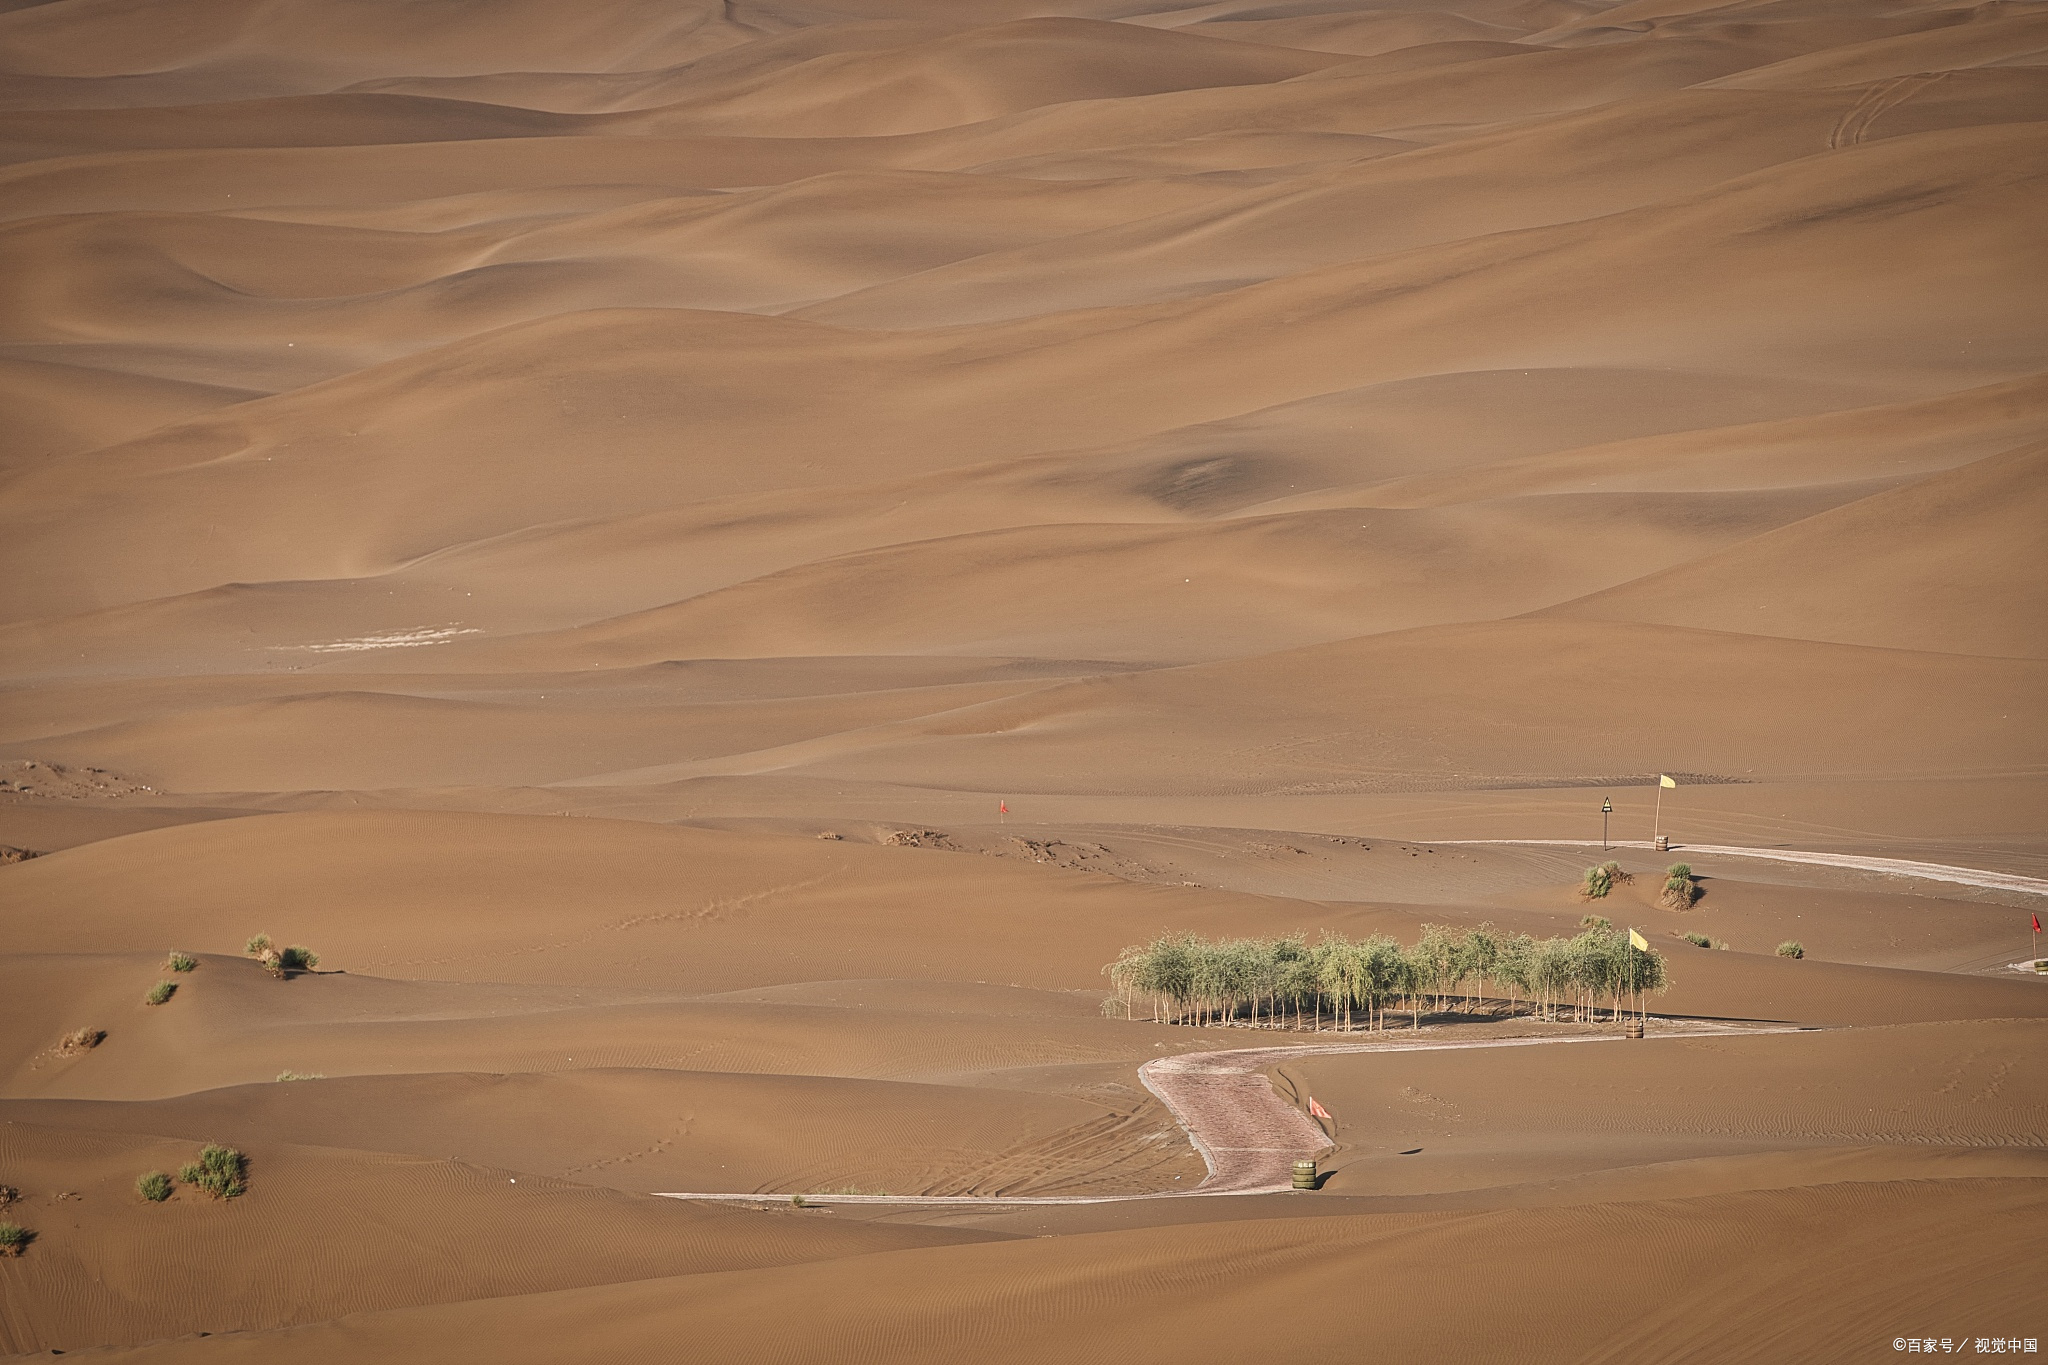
[1307,1097,1331,1121]
[999,799,1008,815]
[2034,913,2041,934]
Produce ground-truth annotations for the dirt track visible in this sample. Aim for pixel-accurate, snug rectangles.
[1443,840,2048,899]
[658,1022,1804,1206]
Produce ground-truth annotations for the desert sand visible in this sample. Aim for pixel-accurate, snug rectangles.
[1,0,2045,1359]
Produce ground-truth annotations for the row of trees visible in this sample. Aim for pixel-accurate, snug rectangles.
[1104,924,1669,1031]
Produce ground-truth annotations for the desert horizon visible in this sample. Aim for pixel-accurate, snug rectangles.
[1,0,2044,1359]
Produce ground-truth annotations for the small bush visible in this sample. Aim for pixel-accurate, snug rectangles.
[179,1144,246,1200]
[244,934,272,956]
[165,952,198,973]
[1580,914,1612,929]
[275,1070,323,1082]
[144,980,176,1006]
[1580,865,1613,899]
[1777,940,1804,959]
[1660,863,1699,910]
[279,946,318,972]
[0,1223,29,1257]
[1681,932,1712,948]
[137,1171,172,1202]
[790,1193,808,1209]
[56,1027,104,1056]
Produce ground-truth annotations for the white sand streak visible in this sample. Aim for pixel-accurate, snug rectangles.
[278,625,482,653]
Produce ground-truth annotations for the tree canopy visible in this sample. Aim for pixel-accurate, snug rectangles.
[1105,924,1668,1030]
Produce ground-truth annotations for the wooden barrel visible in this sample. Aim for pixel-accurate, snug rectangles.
[1624,1018,1645,1039]
[1292,1159,1318,1190]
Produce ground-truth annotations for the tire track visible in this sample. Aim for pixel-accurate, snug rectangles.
[656,1022,1803,1206]
[1437,839,2048,899]
[1829,72,1948,149]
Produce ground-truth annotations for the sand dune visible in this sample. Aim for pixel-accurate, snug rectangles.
[805,75,2048,326]
[751,619,2046,795]
[1548,441,2048,658]
[3,1065,1188,1197]
[2,0,2043,1356]
[72,1180,2048,1364]
[0,1118,990,1356]
[434,491,1848,670]
[616,19,1353,138]
[11,120,2043,622]
[0,355,260,469]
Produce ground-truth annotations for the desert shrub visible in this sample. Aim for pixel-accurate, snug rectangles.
[279,945,319,972]
[1580,861,1631,900]
[56,1027,104,1056]
[1681,931,1712,948]
[1580,914,1612,929]
[144,980,176,1006]
[244,934,272,956]
[179,1144,246,1200]
[790,1194,808,1208]
[1660,863,1699,910]
[275,1070,323,1082]
[0,1223,29,1256]
[165,952,198,972]
[1777,940,1804,959]
[137,1171,172,1202]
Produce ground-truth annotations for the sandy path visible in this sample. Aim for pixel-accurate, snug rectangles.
[1440,840,2048,899]
[656,1023,1799,1206]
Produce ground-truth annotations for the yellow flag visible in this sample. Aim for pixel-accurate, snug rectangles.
[1659,774,1677,788]
[1629,928,1649,951]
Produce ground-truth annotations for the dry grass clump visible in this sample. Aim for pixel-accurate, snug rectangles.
[144,979,176,1006]
[56,1027,104,1056]
[246,935,319,978]
[1777,940,1805,959]
[275,1070,323,1082]
[164,952,198,972]
[178,1144,246,1200]
[0,1223,30,1257]
[1681,931,1713,948]
[1579,861,1631,900]
[1660,863,1700,909]
[136,1171,173,1202]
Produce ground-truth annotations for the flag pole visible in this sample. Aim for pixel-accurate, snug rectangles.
[1653,781,1663,846]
